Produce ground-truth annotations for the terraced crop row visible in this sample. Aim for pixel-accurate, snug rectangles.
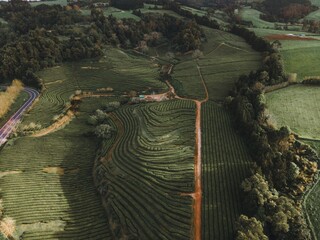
[173,28,261,102]
[25,48,165,127]
[201,102,252,240]
[0,99,113,239]
[95,99,196,239]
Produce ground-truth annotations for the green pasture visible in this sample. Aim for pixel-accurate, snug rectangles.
[96,99,195,239]
[304,9,320,20]
[282,46,320,80]
[202,102,252,239]
[181,5,206,16]
[173,28,261,101]
[310,0,320,7]
[25,47,165,127]
[0,97,115,239]
[240,7,274,28]
[30,0,68,7]
[81,7,140,20]
[266,85,320,139]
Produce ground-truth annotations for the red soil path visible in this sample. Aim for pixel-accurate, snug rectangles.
[167,62,208,240]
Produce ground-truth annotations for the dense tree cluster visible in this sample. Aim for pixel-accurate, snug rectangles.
[0,0,207,87]
[230,25,271,52]
[110,0,143,10]
[260,0,316,22]
[228,28,318,240]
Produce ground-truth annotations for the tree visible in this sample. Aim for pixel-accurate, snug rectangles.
[236,215,268,240]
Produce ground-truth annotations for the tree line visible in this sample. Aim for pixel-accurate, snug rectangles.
[227,28,318,239]
[0,0,207,88]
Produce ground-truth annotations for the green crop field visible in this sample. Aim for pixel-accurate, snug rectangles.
[202,102,252,239]
[95,100,195,239]
[173,28,261,101]
[24,47,165,127]
[0,97,115,239]
[266,85,320,139]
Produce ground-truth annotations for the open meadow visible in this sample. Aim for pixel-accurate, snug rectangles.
[266,85,320,139]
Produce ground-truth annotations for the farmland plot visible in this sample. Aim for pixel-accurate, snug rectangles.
[24,48,165,127]
[201,102,252,240]
[266,85,320,139]
[0,98,114,239]
[95,100,196,239]
[173,28,261,101]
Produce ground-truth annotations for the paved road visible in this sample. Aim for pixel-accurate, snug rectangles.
[0,87,39,146]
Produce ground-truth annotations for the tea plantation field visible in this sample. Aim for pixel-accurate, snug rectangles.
[95,100,196,239]
[173,28,261,101]
[201,102,252,239]
[24,47,165,127]
[0,98,115,239]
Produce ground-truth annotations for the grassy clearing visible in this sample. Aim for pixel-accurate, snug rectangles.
[281,46,320,79]
[181,6,206,16]
[0,18,7,24]
[24,47,165,127]
[81,7,140,20]
[173,27,261,101]
[304,9,320,20]
[240,7,274,28]
[266,85,320,139]
[310,0,320,7]
[0,97,114,239]
[30,0,68,7]
[96,100,195,239]
[202,102,252,239]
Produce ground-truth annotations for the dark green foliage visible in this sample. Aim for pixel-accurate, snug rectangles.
[110,0,143,10]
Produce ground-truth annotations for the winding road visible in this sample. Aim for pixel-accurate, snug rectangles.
[0,87,39,146]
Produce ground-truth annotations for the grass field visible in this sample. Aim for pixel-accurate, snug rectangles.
[266,85,320,139]
[173,27,261,101]
[0,97,114,239]
[248,28,320,80]
[304,9,320,20]
[96,100,195,239]
[310,0,320,7]
[80,7,140,20]
[240,7,274,28]
[201,102,252,239]
[30,0,68,7]
[281,44,320,79]
[24,47,165,127]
